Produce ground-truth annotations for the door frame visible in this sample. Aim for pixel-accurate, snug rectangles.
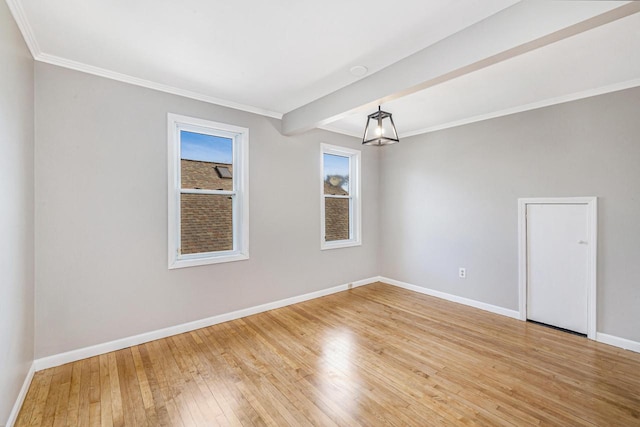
[517,197,598,339]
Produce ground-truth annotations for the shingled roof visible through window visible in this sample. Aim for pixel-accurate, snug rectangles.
[181,159,233,191]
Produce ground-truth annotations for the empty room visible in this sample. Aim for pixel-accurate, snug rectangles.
[2,0,640,425]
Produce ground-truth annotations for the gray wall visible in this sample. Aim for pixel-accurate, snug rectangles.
[0,1,35,423]
[34,63,380,358]
[380,87,640,342]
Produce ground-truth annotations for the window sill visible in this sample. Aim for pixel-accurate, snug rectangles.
[169,252,249,269]
[321,240,362,251]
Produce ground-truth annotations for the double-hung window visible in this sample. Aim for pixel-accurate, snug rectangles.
[320,143,361,249]
[168,113,249,268]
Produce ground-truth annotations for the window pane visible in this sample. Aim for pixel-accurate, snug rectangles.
[325,197,350,241]
[181,130,233,190]
[323,154,349,195]
[181,193,233,254]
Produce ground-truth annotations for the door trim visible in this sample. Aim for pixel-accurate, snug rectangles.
[517,197,598,339]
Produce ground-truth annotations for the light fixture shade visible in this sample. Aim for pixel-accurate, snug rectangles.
[362,106,399,146]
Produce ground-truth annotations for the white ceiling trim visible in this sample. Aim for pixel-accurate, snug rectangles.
[400,78,640,139]
[5,0,283,120]
[5,0,40,58]
[35,53,283,119]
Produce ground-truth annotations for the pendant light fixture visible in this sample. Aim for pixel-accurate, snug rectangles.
[362,106,399,146]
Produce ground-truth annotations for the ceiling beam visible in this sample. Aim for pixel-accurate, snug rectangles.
[281,1,640,136]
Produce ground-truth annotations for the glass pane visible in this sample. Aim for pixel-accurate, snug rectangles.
[325,197,350,241]
[181,194,233,254]
[323,154,349,195]
[181,130,233,190]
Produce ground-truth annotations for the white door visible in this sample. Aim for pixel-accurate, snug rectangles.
[526,203,590,334]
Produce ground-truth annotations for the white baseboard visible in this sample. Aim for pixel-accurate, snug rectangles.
[379,277,640,354]
[33,277,378,371]
[27,275,640,374]
[379,276,521,319]
[5,362,35,427]
[596,333,640,353]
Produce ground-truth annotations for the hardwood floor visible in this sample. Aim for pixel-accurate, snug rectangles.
[16,282,640,426]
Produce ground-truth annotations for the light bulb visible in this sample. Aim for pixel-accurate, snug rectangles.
[375,126,383,136]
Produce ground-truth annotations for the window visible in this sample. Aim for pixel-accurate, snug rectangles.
[168,113,249,268]
[320,143,361,249]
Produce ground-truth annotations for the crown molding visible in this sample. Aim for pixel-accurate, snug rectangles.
[5,0,41,57]
[36,53,283,119]
[400,78,640,138]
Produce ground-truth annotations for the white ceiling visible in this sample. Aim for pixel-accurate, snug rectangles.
[7,0,640,138]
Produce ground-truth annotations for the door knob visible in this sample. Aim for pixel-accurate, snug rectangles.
[578,240,588,245]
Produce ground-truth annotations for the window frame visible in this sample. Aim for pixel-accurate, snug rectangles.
[168,113,249,269]
[320,143,362,250]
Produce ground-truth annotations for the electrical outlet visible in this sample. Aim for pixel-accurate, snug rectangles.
[347,283,353,289]
[459,268,466,279]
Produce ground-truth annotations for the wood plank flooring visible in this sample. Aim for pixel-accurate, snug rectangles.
[16,282,640,426]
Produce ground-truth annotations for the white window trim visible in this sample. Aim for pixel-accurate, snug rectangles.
[320,143,362,250]
[168,113,249,269]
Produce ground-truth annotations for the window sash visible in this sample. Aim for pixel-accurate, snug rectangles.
[179,131,237,193]
[178,193,238,255]
[323,195,354,242]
